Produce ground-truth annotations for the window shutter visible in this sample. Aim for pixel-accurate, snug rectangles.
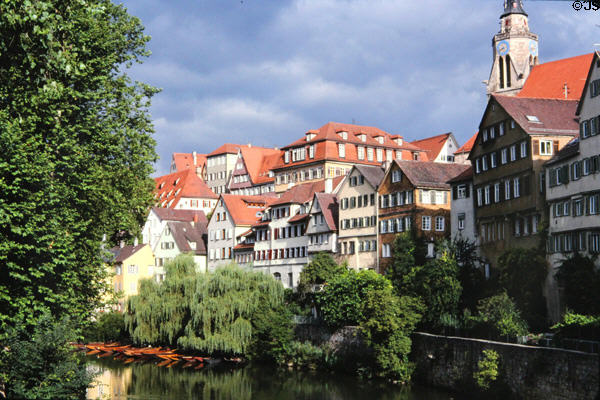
[443,191,448,204]
[523,175,530,196]
[499,181,504,200]
[553,140,559,154]
[419,190,423,203]
[452,186,458,200]
[465,184,470,198]
[533,140,539,156]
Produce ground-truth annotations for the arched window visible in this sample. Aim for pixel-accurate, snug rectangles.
[499,57,505,89]
[506,55,512,87]
[273,272,281,282]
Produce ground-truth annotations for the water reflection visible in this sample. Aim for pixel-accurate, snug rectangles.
[87,357,455,400]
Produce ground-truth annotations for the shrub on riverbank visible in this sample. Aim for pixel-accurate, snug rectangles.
[83,311,128,343]
[0,314,95,399]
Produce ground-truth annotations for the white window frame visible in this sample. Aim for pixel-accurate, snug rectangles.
[435,216,445,231]
[540,140,553,156]
[513,177,520,198]
[510,145,516,161]
[338,143,345,158]
[520,141,527,158]
[501,148,507,164]
[422,216,431,231]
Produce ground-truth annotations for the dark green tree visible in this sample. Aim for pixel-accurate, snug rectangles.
[0,314,95,399]
[471,292,528,339]
[555,253,600,315]
[298,252,346,287]
[496,248,547,331]
[315,270,390,328]
[393,249,462,331]
[0,0,158,333]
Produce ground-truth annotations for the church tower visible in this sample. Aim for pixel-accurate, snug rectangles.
[486,0,539,96]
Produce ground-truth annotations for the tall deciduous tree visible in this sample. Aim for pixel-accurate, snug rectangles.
[0,0,158,333]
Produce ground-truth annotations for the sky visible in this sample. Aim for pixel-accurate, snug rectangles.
[116,0,599,176]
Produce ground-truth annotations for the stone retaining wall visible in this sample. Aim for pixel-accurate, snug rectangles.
[411,332,599,400]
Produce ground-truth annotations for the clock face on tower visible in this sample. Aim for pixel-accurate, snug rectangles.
[529,41,538,56]
[496,40,510,56]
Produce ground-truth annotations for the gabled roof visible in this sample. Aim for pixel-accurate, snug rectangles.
[238,146,282,184]
[220,194,276,226]
[314,193,339,231]
[394,160,470,190]
[151,207,207,224]
[166,221,207,255]
[154,169,218,208]
[517,53,594,100]
[576,52,600,116]
[410,132,453,161]
[271,176,344,206]
[171,152,206,173]
[447,166,473,184]
[491,95,579,136]
[545,138,580,167]
[354,164,386,188]
[109,244,147,263]
[455,132,477,155]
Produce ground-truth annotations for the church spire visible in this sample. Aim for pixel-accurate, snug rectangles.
[501,0,527,18]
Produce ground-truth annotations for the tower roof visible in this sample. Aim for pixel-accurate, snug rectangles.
[501,0,527,18]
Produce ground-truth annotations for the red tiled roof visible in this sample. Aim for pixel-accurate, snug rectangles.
[492,95,579,136]
[110,244,148,263]
[410,133,452,161]
[272,122,425,170]
[517,53,594,100]
[221,194,276,226]
[154,169,217,208]
[207,143,243,156]
[167,221,207,255]
[171,152,206,173]
[150,207,207,224]
[447,166,473,184]
[271,176,344,206]
[394,160,470,190]
[238,146,282,185]
[455,132,477,155]
[314,193,338,232]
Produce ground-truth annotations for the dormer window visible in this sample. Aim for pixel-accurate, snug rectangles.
[376,136,384,144]
[305,132,316,141]
[359,134,366,142]
[338,131,348,140]
[396,138,403,145]
[158,182,165,189]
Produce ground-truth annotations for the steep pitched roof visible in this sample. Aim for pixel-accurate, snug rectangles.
[239,146,282,184]
[154,169,218,208]
[167,221,207,255]
[410,132,452,161]
[492,95,579,136]
[517,53,594,100]
[151,207,207,224]
[545,138,580,167]
[576,52,600,116]
[395,160,470,189]
[271,176,344,206]
[109,244,147,263]
[171,152,206,173]
[314,193,339,231]
[455,132,477,155]
[221,194,276,225]
[354,164,386,188]
[447,166,473,184]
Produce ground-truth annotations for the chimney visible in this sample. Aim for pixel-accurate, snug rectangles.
[193,213,198,227]
[324,178,333,194]
[119,240,125,249]
[134,237,139,246]
[193,151,197,165]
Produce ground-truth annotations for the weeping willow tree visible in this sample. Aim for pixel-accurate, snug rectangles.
[125,255,287,356]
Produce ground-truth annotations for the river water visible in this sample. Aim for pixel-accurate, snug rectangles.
[86,356,456,400]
